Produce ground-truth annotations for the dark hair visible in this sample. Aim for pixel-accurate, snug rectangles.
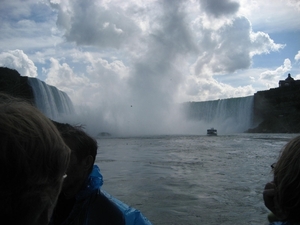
[0,93,70,225]
[274,135,300,222]
[52,121,97,171]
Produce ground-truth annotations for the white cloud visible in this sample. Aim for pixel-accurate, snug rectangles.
[295,50,300,62]
[191,16,284,76]
[44,52,131,107]
[4,0,286,103]
[0,49,38,77]
[260,58,292,88]
[288,0,300,10]
[181,70,255,102]
[0,0,33,19]
[0,0,62,52]
[46,57,88,87]
[1,0,298,134]
[1,0,291,102]
[239,0,300,33]
[49,0,141,49]
[250,31,285,56]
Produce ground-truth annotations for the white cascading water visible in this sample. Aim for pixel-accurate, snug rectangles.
[27,77,74,120]
[185,96,254,133]
[26,76,254,134]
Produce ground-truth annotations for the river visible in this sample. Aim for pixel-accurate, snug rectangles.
[95,133,298,225]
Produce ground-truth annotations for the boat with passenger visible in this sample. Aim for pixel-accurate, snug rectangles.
[207,128,217,136]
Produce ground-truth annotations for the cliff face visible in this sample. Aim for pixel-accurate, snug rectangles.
[248,85,300,133]
[0,67,34,104]
[0,67,75,121]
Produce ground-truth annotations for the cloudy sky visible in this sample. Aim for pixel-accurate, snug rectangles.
[0,0,300,135]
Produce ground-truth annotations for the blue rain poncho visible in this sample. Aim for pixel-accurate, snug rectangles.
[269,222,291,225]
[88,165,153,225]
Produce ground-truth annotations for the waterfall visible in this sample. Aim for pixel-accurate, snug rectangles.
[27,77,75,120]
[184,96,254,133]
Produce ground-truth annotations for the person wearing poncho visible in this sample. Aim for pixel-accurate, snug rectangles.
[50,122,152,225]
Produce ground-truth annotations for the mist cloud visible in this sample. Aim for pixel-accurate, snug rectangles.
[0,0,296,135]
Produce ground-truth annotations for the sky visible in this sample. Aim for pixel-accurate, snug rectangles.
[0,0,300,135]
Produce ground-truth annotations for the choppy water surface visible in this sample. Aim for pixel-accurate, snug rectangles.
[95,133,298,225]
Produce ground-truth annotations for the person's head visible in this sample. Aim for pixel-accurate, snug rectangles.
[273,135,300,222]
[0,93,70,225]
[52,121,97,198]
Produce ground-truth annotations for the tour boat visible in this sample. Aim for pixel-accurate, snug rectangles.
[207,128,217,136]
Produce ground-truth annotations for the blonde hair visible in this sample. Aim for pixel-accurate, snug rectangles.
[274,135,300,222]
[0,93,70,225]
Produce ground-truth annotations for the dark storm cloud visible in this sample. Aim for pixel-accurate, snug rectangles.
[50,0,140,49]
[212,17,251,73]
[199,0,240,17]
